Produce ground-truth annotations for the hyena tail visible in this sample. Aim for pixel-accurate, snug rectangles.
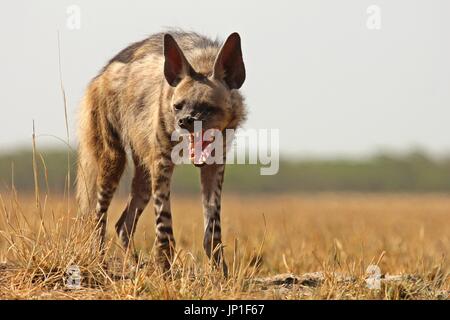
[75,96,98,215]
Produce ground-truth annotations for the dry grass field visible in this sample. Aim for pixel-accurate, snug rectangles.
[0,192,448,300]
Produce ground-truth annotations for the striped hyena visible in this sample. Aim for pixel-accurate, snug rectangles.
[76,31,246,274]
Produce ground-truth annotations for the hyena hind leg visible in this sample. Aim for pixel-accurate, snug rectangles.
[95,147,127,249]
[115,159,151,255]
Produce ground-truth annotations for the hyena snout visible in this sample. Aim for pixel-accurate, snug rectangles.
[177,115,196,131]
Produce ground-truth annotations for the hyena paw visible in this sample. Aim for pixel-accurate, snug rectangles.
[155,243,175,273]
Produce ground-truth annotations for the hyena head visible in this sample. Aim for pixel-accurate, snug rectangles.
[163,33,246,165]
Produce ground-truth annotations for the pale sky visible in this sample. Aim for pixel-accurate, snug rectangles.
[1,0,449,157]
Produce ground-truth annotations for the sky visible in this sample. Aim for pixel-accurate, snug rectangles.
[0,0,449,158]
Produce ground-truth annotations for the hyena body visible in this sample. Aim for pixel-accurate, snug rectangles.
[76,31,246,273]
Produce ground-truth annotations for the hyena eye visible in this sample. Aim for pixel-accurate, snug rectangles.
[173,102,184,111]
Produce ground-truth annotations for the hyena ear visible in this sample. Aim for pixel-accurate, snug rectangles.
[213,32,246,90]
[163,34,193,86]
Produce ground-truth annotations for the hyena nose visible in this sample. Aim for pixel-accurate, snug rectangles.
[178,116,195,130]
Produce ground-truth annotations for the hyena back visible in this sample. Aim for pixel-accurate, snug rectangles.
[76,31,247,273]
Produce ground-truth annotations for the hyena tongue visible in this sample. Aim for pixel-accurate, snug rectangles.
[189,130,211,166]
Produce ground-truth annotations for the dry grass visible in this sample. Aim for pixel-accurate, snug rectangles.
[0,192,448,300]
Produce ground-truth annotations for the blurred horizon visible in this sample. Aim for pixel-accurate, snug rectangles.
[2,147,450,194]
[2,143,450,161]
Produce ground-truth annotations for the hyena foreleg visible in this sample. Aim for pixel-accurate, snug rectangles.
[200,163,228,276]
[115,154,151,254]
[151,156,176,271]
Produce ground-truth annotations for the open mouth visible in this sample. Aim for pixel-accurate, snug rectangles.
[189,130,215,167]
